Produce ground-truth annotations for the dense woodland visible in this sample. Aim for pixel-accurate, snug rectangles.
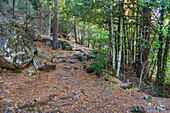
[0,0,170,112]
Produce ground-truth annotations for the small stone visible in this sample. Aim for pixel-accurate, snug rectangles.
[144,95,152,100]
[3,98,14,103]
[81,89,86,94]
[4,107,14,113]
[156,106,166,111]
[54,107,59,111]
[25,70,36,76]
[145,102,152,106]
[64,66,72,69]
[104,76,111,81]
[73,67,78,69]
[130,106,146,113]
[69,59,77,63]
[57,65,62,68]
[147,107,153,112]
[103,86,113,94]
[159,105,165,108]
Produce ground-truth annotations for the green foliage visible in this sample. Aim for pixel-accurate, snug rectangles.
[90,28,109,76]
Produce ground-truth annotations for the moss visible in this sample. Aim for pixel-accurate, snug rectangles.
[121,83,133,89]
[109,81,118,85]
[104,76,111,81]
[12,68,24,73]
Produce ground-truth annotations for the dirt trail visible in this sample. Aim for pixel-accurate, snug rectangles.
[0,40,169,113]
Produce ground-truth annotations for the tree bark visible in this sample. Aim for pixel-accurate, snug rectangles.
[52,0,59,49]
[110,0,115,75]
[116,0,123,78]
[156,7,167,94]
[12,0,15,19]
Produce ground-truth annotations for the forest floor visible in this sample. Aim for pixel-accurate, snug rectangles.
[0,39,170,113]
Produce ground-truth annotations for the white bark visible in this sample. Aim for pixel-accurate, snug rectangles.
[116,0,123,78]
[110,0,115,75]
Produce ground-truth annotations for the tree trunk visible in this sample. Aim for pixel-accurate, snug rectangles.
[116,0,123,78]
[110,0,115,75]
[52,0,59,49]
[74,21,77,42]
[13,0,15,19]
[25,0,28,33]
[46,1,51,36]
[156,7,167,94]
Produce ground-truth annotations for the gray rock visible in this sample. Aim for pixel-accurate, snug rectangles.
[57,56,67,59]
[147,107,153,112]
[68,55,77,59]
[33,57,56,72]
[0,13,36,69]
[25,70,36,76]
[2,98,14,103]
[103,86,113,94]
[57,65,61,68]
[69,59,77,63]
[59,40,73,51]
[58,59,67,63]
[156,106,166,111]
[144,95,152,100]
[64,66,72,69]
[145,102,152,106]
[75,53,86,62]
[4,107,14,113]
[104,76,111,81]
[42,38,52,46]
[130,106,146,113]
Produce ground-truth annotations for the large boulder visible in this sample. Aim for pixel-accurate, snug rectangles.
[59,40,73,51]
[0,13,36,69]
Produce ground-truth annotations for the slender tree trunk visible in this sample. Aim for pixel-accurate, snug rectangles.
[135,0,139,67]
[46,1,51,36]
[25,0,28,33]
[156,8,168,94]
[137,6,151,78]
[13,0,15,19]
[74,21,77,42]
[39,3,43,35]
[116,0,123,78]
[52,0,59,49]
[110,0,115,75]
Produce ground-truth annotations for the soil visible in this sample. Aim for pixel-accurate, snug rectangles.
[0,40,169,113]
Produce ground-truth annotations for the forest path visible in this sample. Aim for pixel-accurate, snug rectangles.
[0,39,169,113]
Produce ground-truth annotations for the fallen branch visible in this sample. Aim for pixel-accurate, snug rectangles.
[16,94,74,110]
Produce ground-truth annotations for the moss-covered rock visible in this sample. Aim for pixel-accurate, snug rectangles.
[87,53,95,61]
[86,66,94,73]
[59,40,73,51]
[130,106,146,113]
[33,57,56,72]
[104,76,111,81]
[0,13,36,69]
